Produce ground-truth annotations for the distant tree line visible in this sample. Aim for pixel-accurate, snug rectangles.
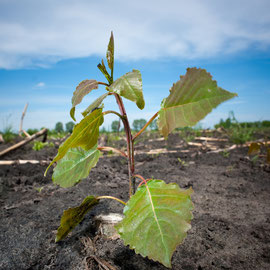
[214,111,270,129]
[26,121,75,136]
[22,112,270,138]
[108,118,158,133]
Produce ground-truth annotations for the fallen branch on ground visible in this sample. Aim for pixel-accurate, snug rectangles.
[0,160,50,165]
[195,136,228,142]
[206,144,237,154]
[0,128,47,157]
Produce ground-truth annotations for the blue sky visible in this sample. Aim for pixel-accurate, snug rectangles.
[0,0,270,131]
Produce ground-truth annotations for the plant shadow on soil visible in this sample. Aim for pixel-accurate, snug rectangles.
[0,132,270,270]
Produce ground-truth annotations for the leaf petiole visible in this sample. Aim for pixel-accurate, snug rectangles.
[97,195,126,206]
[103,110,125,120]
[97,81,110,87]
[97,146,127,157]
[134,174,147,186]
[137,178,152,188]
[132,112,159,141]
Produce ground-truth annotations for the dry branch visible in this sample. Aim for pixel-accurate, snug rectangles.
[0,128,47,157]
[22,130,31,138]
[187,142,203,147]
[195,136,228,142]
[206,144,237,154]
[19,103,30,137]
[0,160,49,165]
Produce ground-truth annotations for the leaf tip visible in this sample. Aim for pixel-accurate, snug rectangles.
[55,235,60,243]
[70,107,76,121]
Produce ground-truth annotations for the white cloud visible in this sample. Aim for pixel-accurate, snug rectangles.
[0,0,270,69]
[35,82,45,88]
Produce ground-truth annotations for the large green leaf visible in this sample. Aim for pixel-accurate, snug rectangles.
[82,92,109,117]
[45,109,103,174]
[52,145,101,188]
[55,196,99,242]
[109,70,145,110]
[115,180,193,268]
[106,31,114,71]
[70,79,99,121]
[158,68,237,137]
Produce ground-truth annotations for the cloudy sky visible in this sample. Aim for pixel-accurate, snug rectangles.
[0,0,270,131]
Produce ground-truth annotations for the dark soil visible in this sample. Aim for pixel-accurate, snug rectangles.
[0,132,270,270]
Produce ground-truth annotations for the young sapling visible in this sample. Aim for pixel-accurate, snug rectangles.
[45,32,237,268]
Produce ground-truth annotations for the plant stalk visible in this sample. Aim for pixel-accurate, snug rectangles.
[113,93,135,197]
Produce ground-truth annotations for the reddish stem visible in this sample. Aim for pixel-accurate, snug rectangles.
[97,81,110,87]
[134,174,148,186]
[137,178,152,188]
[113,93,135,197]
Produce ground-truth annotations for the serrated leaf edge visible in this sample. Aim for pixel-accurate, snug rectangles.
[116,181,194,268]
[52,146,101,188]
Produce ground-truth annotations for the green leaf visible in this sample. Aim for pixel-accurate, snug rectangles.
[158,68,237,137]
[115,180,193,268]
[70,80,99,121]
[106,31,114,72]
[82,92,109,117]
[45,109,103,175]
[98,60,112,85]
[55,196,99,242]
[52,145,101,188]
[109,70,145,110]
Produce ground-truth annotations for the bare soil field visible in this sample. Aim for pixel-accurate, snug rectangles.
[0,131,270,270]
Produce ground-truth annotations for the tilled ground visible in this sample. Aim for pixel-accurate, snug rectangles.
[0,132,269,270]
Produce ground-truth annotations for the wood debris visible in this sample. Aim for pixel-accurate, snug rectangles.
[0,128,47,157]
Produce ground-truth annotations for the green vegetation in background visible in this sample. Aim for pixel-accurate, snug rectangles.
[132,119,147,131]
[0,114,16,143]
[111,120,120,133]
[149,118,158,131]
[47,121,75,139]
[1,125,16,143]
[65,121,75,133]
[32,141,54,151]
[26,128,39,135]
[55,122,64,133]
[215,111,254,144]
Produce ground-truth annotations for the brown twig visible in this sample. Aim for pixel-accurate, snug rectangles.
[0,128,47,157]
[0,160,49,165]
[19,103,29,137]
[195,136,228,142]
[206,144,237,154]
[22,130,31,138]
